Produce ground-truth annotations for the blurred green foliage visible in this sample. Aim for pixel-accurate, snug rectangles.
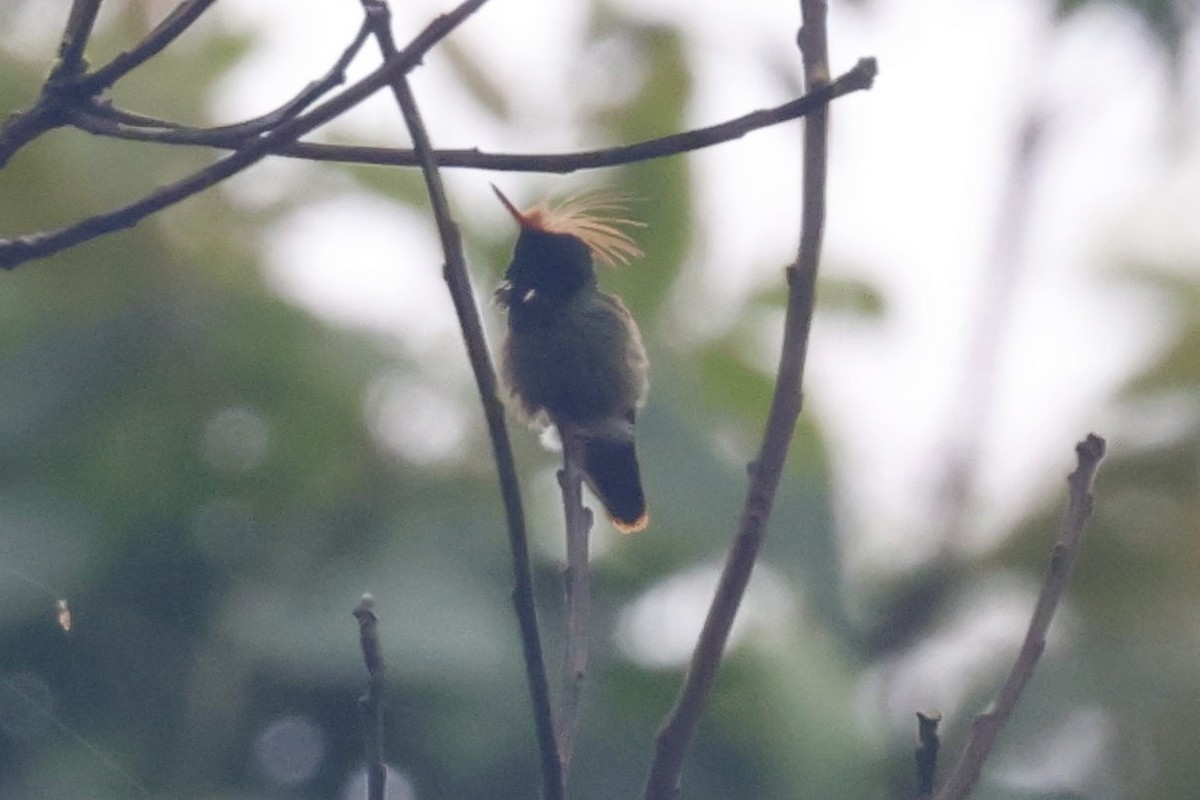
[1,2,1198,800]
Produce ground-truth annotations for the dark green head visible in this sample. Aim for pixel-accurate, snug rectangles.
[504,227,596,305]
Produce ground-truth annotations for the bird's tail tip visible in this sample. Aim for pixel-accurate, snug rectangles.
[581,433,647,534]
[611,511,649,535]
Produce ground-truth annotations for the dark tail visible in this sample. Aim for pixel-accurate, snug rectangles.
[582,435,648,533]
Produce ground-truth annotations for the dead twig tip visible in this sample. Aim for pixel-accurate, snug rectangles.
[354,593,378,621]
[1078,433,1106,462]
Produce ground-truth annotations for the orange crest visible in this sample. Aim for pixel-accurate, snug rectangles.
[492,185,645,267]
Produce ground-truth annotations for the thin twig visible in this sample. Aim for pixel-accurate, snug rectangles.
[78,0,220,94]
[64,58,878,172]
[354,595,387,800]
[0,0,489,269]
[556,431,594,782]
[76,17,374,141]
[357,2,562,798]
[642,2,834,797]
[53,0,103,80]
[915,711,942,799]
[932,434,1106,800]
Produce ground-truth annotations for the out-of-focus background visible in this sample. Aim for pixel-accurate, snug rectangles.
[1,0,1197,798]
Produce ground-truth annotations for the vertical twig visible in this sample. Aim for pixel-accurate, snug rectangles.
[915,711,942,799]
[357,2,563,798]
[354,595,387,800]
[52,0,104,81]
[556,432,594,780]
[642,2,832,798]
[933,434,1107,800]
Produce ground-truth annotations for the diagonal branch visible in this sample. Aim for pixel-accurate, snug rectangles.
[357,2,562,799]
[643,1,833,797]
[2,0,215,167]
[79,0,221,94]
[0,0,489,270]
[932,434,1107,800]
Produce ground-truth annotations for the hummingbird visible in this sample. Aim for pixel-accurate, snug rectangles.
[492,185,650,533]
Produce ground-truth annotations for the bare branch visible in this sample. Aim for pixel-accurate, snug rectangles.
[0,0,490,270]
[357,2,562,798]
[354,595,387,800]
[66,58,878,173]
[556,432,594,782]
[643,1,833,797]
[932,434,1107,800]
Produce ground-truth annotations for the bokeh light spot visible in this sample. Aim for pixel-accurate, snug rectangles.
[253,714,326,787]
[616,563,795,669]
[364,373,469,467]
[202,406,270,473]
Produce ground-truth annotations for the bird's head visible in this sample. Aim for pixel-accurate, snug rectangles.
[493,185,643,308]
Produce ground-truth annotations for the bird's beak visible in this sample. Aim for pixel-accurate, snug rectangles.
[491,184,526,226]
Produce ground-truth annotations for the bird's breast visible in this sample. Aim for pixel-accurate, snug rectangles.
[504,291,646,425]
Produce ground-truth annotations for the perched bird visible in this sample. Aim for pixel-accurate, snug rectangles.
[492,185,650,533]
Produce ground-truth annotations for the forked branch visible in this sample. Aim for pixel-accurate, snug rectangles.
[0,0,492,269]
